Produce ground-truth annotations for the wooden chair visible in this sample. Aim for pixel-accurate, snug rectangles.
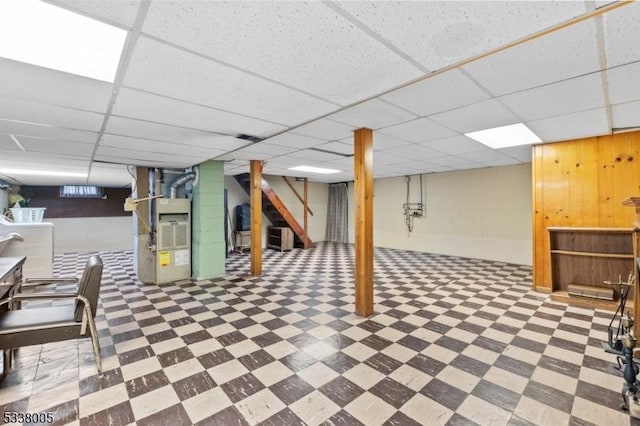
[0,255,104,376]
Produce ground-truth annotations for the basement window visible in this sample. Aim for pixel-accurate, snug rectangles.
[60,185,102,198]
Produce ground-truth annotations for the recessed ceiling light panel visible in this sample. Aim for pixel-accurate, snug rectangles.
[465,123,542,149]
[288,165,341,174]
[0,0,127,82]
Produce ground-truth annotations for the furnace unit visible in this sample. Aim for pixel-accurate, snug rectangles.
[155,198,190,283]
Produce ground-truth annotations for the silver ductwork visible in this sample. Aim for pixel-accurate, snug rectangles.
[170,172,196,199]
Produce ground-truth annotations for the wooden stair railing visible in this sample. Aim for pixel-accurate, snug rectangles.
[234,174,314,249]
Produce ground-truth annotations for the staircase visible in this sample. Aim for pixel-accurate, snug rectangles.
[234,174,314,249]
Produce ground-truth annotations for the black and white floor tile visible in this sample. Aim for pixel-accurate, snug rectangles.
[0,243,636,425]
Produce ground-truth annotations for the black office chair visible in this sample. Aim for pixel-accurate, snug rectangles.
[0,255,104,376]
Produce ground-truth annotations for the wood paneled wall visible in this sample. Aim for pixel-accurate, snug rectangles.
[532,131,640,290]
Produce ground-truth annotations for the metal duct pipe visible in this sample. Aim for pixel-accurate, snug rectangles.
[170,172,196,198]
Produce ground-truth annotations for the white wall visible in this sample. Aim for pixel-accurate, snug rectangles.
[50,216,133,254]
[348,164,532,265]
[224,175,328,248]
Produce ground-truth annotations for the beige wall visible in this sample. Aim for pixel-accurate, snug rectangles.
[50,216,133,254]
[348,164,532,265]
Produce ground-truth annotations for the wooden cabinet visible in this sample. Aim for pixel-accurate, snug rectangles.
[548,227,635,310]
[267,227,293,252]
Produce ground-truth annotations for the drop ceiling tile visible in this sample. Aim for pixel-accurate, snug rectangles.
[338,132,414,152]
[291,119,356,142]
[113,88,286,137]
[428,155,484,169]
[244,142,299,157]
[402,161,453,174]
[463,19,600,96]
[94,154,193,169]
[105,116,249,151]
[100,134,226,157]
[0,97,104,132]
[526,108,609,142]
[499,145,533,163]
[419,135,489,155]
[499,73,606,121]
[266,133,326,149]
[379,143,448,161]
[87,163,132,187]
[607,62,640,105]
[96,146,205,166]
[0,134,21,151]
[334,1,585,71]
[374,152,412,166]
[17,136,94,157]
[603,2,640,67]
[215,150,273,162]
[0,58,112,113]
[124,36,338,126]
[430,99,519,133]
[287,149,347,162]
[327,99,417,129]
[224,163,243,173]
[47,0,141,28]
[0,119,98,144]
[0,152,89,168]
[456,150,520,167]
[262,160,297,173]
[142,1,422,104]
[611,101,640,130]
[379,117,456,143]
[381,70,490,116]
[234,143,295,157]
[317,141,353,156]
[318,156,354,169]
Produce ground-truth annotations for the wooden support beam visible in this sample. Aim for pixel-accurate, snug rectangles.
[354,128,374,317]
[250,160,262,276]
[303,178,308,237]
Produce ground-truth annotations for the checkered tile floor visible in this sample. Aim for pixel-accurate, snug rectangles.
[0,243,636,425]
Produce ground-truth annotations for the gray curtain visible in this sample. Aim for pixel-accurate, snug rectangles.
[325,183,348,243]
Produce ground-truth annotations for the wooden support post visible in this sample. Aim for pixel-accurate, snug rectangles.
[303,178,308,237]
[354,128,374,317]
[250,160,262,276]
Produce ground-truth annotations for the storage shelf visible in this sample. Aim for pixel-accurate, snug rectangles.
[550,249,634,259]
[550,290,624,311]
[548,227,636,311]
[267,227,293,252]
[547,227,634,233]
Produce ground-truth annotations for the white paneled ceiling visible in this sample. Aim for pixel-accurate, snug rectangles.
[380,69,491,117]
[0,1,637,186]
[141,1,423,105]
[112,88,286,137]
[499,73,606,122]
[332,1,587,72]
[526,108,610,143]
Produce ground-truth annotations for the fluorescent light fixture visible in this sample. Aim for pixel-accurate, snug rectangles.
[288,165,341,174]
[0,168,87,178]
[465,123,542,149]
[0,0,127,82]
